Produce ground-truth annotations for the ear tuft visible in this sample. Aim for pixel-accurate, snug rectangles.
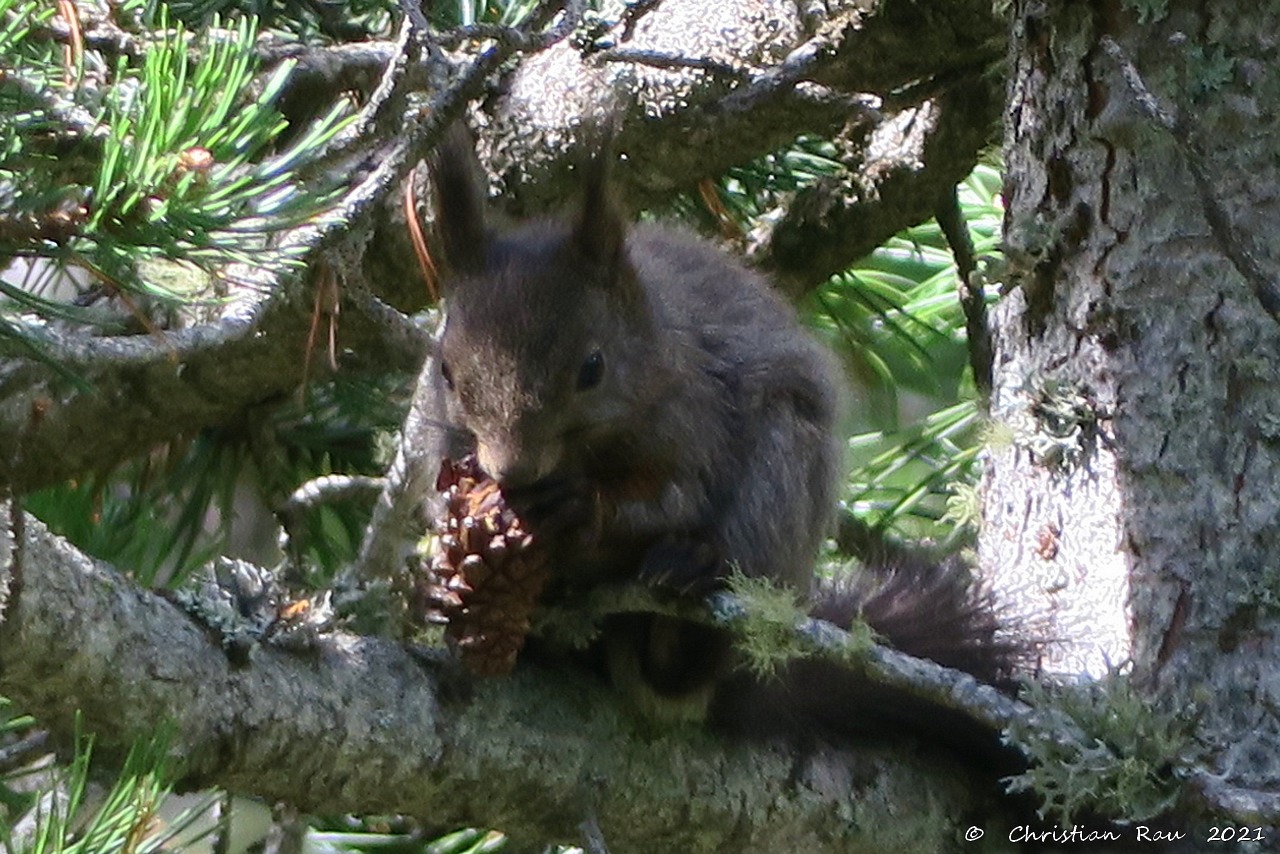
[572,131,628,275]
[431,123,490,277]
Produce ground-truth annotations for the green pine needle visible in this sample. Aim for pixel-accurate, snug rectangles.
[88,13,352,282]
[2,3,355,359]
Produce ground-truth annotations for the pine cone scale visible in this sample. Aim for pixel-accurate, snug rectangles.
[413,454,549,676]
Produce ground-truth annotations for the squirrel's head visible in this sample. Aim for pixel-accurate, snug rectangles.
[430,126,656,488]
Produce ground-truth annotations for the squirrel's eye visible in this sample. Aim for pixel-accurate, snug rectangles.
[577,350,605,391]
[440,360,455,391]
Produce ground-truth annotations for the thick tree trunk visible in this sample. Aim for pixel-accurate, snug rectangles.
[986,0,1280,800]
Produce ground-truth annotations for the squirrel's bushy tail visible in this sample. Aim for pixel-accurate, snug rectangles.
[711,556,1027,772]
[811,554,1020,686]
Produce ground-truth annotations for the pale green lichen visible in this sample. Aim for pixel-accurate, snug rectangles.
[1122,0,1169,24]
[942,481,982,533]
[1185,43,1236,98]
[1011,379,1104,473]
[1005,674,1199,823]
[725,568,883,675]
[980,418,1015,451]
[724,572,810,678]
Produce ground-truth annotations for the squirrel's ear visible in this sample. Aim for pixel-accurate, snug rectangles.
[431,123,489,277]
[572,140,627,276]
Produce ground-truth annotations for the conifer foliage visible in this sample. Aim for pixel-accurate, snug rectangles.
[1,0,352,343]
[0,0,1011,850]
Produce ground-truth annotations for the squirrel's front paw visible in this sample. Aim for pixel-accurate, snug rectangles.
[636,537,722,597]
[502,476,600,542]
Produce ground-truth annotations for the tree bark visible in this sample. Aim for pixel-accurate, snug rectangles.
[2,0,1002,496]
[0,2,1058,850]
[985,0,1280,813]
[0,506,1019,852]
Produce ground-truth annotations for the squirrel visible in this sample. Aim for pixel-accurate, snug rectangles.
[428,125,1015,738]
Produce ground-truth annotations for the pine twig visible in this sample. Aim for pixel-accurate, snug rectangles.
[617,0,664,41]
[596,47,751,82]
[432,0,580,52]
[0,70,104,142]
[0,729,49,771]
[935,184,992,397]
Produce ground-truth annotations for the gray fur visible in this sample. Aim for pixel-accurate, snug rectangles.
[436,219,842,591]
[433,135,842,718]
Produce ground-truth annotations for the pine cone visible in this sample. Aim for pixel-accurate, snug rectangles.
[415,455,549,676]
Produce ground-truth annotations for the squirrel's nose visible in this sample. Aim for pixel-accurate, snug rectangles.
[477,438,546,488]
[476,441,517,485]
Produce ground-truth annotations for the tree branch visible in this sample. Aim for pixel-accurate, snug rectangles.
[354,315,450,582]
[936,183,993,397]
[424,0,1006,300]
[0,507,1022,850]
[0,275,426,495]
[754,80,1002,297]
[0,2,571,494]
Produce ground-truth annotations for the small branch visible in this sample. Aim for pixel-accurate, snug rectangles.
[616,0,664,41]
[0,729,49,772]
[0,71,105,143]
[595,48,751,82]
[754,85,998,297]
[0,205,88,247]
[936,184,993,397]
[348,291,434,361]
[556,582,1035,739]
[317,21,420,163]
[715,30,832,113]
[354,318,450,582]
[0,301,259,368]
[282,474,385,517]
[36,7,142,59]
[533,0,586,49]
[431,0,577,51]
[323,0,579,196]
[396,0,431,39]
[1099,36,1177,130]
[278,473,385,582]
[41,13,394,91]
[433,21,541,49]
[258,38,396,70]
[937,183,979,288]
